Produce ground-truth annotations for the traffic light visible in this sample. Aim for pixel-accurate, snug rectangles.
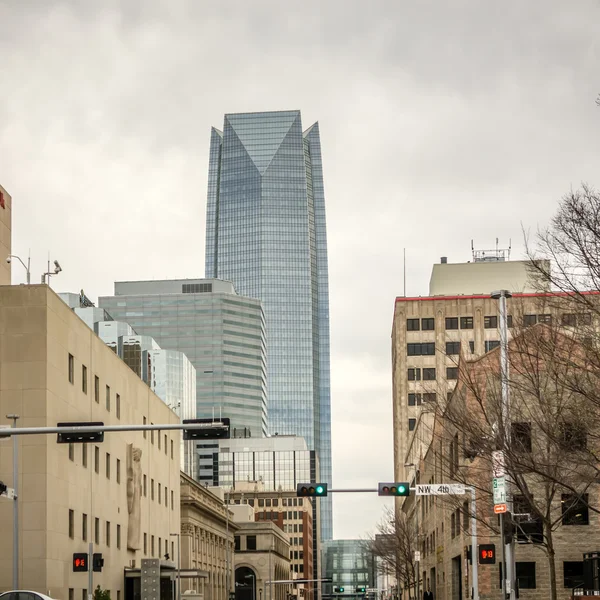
[93,553,104,572]
[478,544,496,564]
[297,483,328,497]
[333,587,345,594]
[183,418,230,440]
[502,512,516,544]
[356,587,366,594]
[378,482,410,496]
[57,422,104,444]
[73,553,88,572]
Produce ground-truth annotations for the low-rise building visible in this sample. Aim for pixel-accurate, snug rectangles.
[180,474,238,600]
[0,284,182,598]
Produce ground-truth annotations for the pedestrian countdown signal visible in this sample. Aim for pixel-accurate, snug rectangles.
[478,544,496,564]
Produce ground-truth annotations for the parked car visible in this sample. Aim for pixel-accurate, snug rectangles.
[0,592,57,600]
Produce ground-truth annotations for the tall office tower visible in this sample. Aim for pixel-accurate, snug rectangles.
[391,250,550,483]
[99,278,267,438]
[205,110,332,540]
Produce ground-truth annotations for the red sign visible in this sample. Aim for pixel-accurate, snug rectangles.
[494,503,507,514]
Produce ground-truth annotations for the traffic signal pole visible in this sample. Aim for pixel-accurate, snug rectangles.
[88,543,94,600]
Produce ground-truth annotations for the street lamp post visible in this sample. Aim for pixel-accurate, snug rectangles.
[491,289,515,600]
[170,533,181,600]
[7,414,19,590]
[245,573,256,600]
[7,254,30,284]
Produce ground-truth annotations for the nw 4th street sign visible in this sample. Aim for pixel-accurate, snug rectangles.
[416,484,465,496]
[493,477,506,505]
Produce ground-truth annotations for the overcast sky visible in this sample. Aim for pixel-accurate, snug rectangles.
[1,0,599,540]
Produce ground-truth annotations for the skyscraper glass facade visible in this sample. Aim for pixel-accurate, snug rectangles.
[205,110,332,539]
[99,279,267,438]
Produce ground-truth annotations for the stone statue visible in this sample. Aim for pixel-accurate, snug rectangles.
[127,444,142,550]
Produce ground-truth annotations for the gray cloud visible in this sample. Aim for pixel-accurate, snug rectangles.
[1,0,598,539]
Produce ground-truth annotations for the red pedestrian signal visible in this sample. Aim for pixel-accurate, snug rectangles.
[73,553,88,572]
[478,544,496,564]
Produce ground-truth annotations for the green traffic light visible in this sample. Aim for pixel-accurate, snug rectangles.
[316,485,324,495]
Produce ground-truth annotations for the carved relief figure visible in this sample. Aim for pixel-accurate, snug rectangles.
[127,444,142,550]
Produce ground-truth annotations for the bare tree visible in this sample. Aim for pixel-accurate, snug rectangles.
[434,318,600,600]
[365,506,417,599]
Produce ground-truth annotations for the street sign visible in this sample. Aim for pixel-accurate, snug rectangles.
[416,483,465,496]
[493,477,506,505]
[414,551,421,562]
[492,451,505,478]
[494,503,507,514]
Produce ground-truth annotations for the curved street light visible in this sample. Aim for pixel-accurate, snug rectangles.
[7,254,30,284]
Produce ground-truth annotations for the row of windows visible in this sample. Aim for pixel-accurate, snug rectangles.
[407,341,499,356]
[407,313,590,332]
[68,510,121,548]
[408,393,437,406]
[408,367,458,381]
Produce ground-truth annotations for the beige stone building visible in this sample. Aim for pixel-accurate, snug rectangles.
[180,475,238,600]
[404,328,600,600]
[0,183,12,285]
[392,256,549,482]
[232,511,291,600]
[0,284,182,599]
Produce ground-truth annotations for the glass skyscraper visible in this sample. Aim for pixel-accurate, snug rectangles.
[205,110,332,540]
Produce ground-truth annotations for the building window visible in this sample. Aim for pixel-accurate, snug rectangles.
[82,365,88,394]
[445,317,458,330]
[144,533,147,555]
[151,425,154,445]
[158,538,162,557]
[507,315,513,327]
[562,313,591,326]
[116,459,121,484]
[94,518,100,544]
[171,490,174,510]
[446,341,460,355]
[158,432,161,450]
[484,315,498,328]
[164,487,168,506]
[523,314,537,327]
[69,443,74,461]
[151,479,154,500]
[447,367,458,380]
[485,340,500,352]
[234,536,241,551]
[516,562,536,589]
[469,341,475,353]
[164,435,167,454]
[247,535,257,550]
[408,368,421,381]
[69,590,74,600]
[83,590,87,600]
[560,422,587,451]
[106,453,111,479]
[513,495,543,543]
[151,535,155,556]
[82,444,87,468]
[421,318,435,331]
[460,316,473,329]
[538,314,552,324]
[423,368,436,381]
[68,354,74,384]
[94,376,100,403]
[106,521,111,547]
[511,422,532,453]
[158,483,162,504]
[69,509,74,539]
[116,524,121,550]
[171,440,174,459]
[564,562,584,588]
[408,418,416,432]
[106,385,110,411]
[423,393,437,404]
[82,513,88,541]
[116,394,121,419]
[406,318,420,331]
[408,393,422,407]
[95,446,100,474]
[143,475,147,497]
[143,416,147,439]
[562,494,589,525]
[407,342,435,356]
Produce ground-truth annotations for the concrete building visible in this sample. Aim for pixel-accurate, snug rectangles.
[405,326,600,600]
[0,184,12,285]
[0,284,182,598]
[180,474,238,600]
[58,295,197,477]
[225,482,315,597]
[99,279,267,439]
[205,111,333,541]
[392,254,550,482]
[231,504,291,600]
